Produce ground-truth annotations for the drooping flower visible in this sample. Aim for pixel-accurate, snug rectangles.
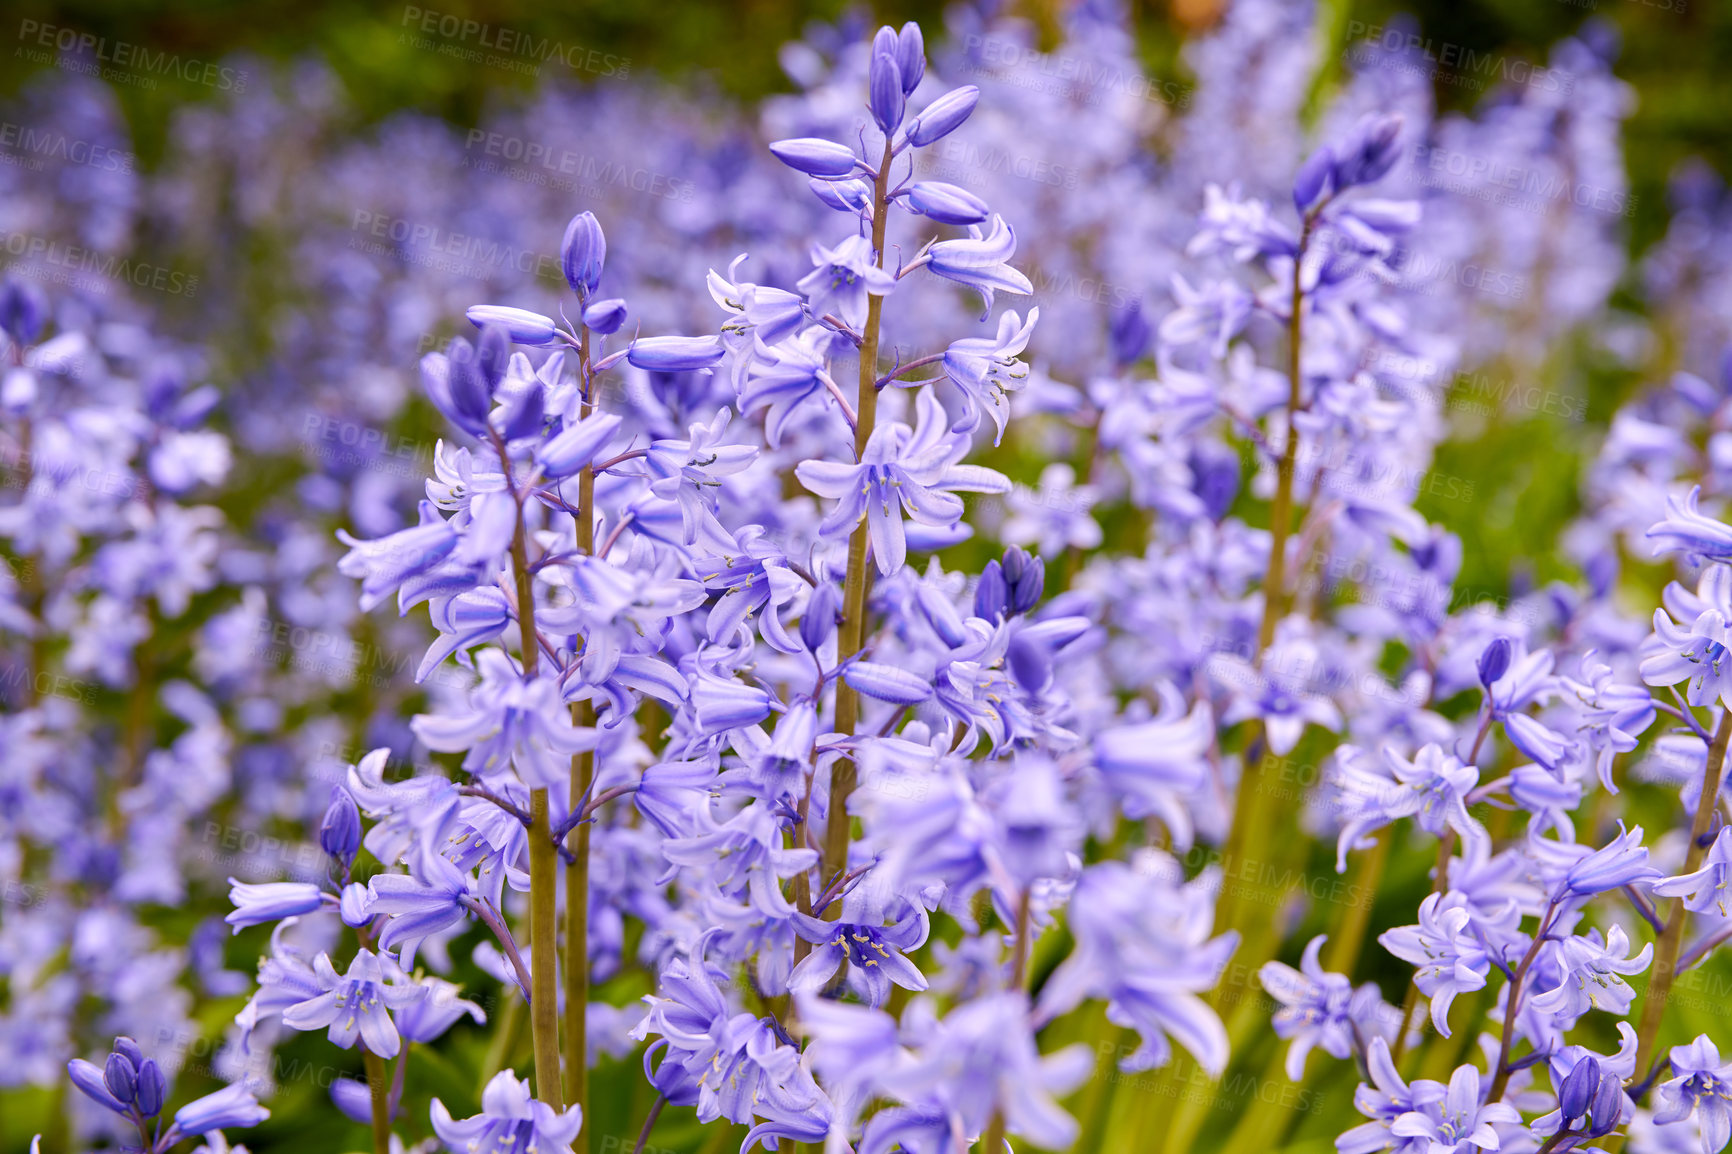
[431,1070,583,1154]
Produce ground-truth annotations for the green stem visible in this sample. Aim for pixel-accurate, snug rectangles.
[1626,711,1732,1088]
[821,134,896,903]
[563,442,597,1139]
[362,1048,392,1154]
[511,500,564,1109]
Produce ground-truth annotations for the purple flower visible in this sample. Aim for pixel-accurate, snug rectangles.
[1036,857,1236,1075]
[939,306,1038,445]
[224,880,326,933]
[432,1070,583,1154]
[1652,827,1732,917]
[918,215,1033,316]
[1554,823,1663,901]
[790,893,929,1007]
[1527,924,1652,1022]
[172,1081,271,1136]
[1338,1038,1446,1154]
[796,391,1009,575]
[280,948,426,1058]
[1379,892,1492,1038]
[1388,1063,1520,1154]
[1648,487,1732,563]
[1259,935,1397,1079]
[797,233,896,327]
[1655,1037,1732,1154]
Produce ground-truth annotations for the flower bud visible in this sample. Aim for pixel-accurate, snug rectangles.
[103,1052,137,1106]
[465,305,559,347]
[68,1059,130,1115]
[134,1059,166,1118]
[1587,1069,1624,1136]
[627,334,726,372]
[907,86,979,148]
[582,298,628,335]
[896,22,926,94]
[113,1037,145,1069]
[538,411,622,479]
[1558,1055,1599,1124]
[869,39,905,135]
[475,324,512,391]
[768,138,861,178]
[561,211,606,297]
[810,178,874,215]
[1477,637,1511,689]
[1293,144,1335,211]
[801,583,838,651]
[0,277,48,344]
[974,559,1008,620]
[319,789,362,867]
[905,181,990,225]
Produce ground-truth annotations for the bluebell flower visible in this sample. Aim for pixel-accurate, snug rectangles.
[1338,1038,1446,1154]
[797,234,897,328]
[796,389,1009,574]
[1259,935,1398,1079]
[1386,1064,1520,1154]
[1652,827,1732,917]
[171,1081,271,1136]
[280,948,426,1058]
[224,880,327,933]
[902,181,991,226]
[335,499,458,613]
[561,211,606,297]
[465,304,560,347]
[938,306,1036,445]
[768,137,862,178]
[627,334,726,372]
[431,1070,583,1154]
[366,848,475,969]
[1036,857,1235,1075]
[790,892,929,1007]
[1554,823,1663,901]
[1378,892,1492,1038]
[906,85,980,147]
[1648,487,1732,563]
[1527,924,1651,1022]
[1655,1037,1732,1154]
[918,215,1033,316]
[1331,744,1485,872]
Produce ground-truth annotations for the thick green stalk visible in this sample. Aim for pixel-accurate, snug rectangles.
[362,1049,392,1154]
[563,400,597,1136]
[1623,711,1732,1098]
[821,135,896,899]
[511,508,565,1109]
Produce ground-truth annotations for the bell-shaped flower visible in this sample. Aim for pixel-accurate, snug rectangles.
[789,892,929,1007]
[796,234,896,328]
[1648,487,1732,564]
[1654,1036,1732,1154]
[1036,856,1236,1075]
[1526,924,1652,1024]
[1259,935,1398,1080]
[939,307,1037,445]
[432,1070,583,1154]
[796,388,1009,575]
[1378,891,1493,1038]
[280,948,427,1058]
[920,214,1033,316]
[1652,827,1732,918]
